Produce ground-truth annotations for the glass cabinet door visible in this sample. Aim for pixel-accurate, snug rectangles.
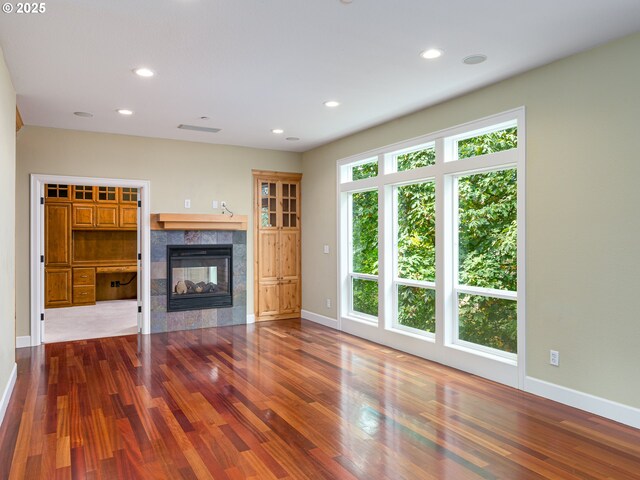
[97,186,117,202]
[73,185,94,201]
[260,181,278,228]
[120,187,138,203]
[281,182,298,228]
[45,184,70,201]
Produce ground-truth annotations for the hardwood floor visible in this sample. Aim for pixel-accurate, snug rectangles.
[1,320,639,479]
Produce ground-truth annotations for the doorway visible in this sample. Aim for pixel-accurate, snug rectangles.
[30,174,151,346]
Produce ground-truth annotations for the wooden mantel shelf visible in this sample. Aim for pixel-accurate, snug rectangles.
[151,213,248,231]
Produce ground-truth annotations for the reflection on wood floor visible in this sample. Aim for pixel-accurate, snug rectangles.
[1,319,639,479]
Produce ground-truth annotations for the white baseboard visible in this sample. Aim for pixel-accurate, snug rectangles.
[301,310,339,330]
[0,363,17,428]
[246,314,255,324]
[16,336,31,349]
[525,376,640,429]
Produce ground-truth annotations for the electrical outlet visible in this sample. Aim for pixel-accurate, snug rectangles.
[110,281,115,287]
[116,281,121,287]
[325,298,331,308]
[212,200,218,209]
[550,350,559,366]
[221,201,227,208]
[184,199,191,209]
[323,244,330,254]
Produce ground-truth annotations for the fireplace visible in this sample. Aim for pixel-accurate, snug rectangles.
[167,244,233,312]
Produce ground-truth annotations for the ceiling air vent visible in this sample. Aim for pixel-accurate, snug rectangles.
[177,124,221,133]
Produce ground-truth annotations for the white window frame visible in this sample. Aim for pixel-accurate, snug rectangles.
[346,186,380,323]
[451,165,519,361]
[337,108,526,388]
[391,178,437,338]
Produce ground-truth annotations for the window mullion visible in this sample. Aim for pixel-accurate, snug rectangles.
[379,182,391,330]
[435,136,448,348]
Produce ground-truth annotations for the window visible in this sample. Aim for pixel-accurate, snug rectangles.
[342,157,378,183]
[394,181,436,333]
[455,168,517,356]
[395,144,435,171]
[447,121,518,161]
[349,189,378,320]
[339,109,524,382]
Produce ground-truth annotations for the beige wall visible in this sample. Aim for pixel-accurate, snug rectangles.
[16,127,302,336]
[302,32,640,408]
[0,47,16,397]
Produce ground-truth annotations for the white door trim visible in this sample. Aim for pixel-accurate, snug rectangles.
[30,174,151,345]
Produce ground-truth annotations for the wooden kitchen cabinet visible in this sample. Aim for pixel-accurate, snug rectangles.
[253,171,302,321]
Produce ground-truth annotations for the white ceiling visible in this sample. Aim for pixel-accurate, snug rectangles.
[1,0,640,152]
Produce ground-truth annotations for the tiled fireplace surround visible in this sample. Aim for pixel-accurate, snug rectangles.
[150,229,247,333]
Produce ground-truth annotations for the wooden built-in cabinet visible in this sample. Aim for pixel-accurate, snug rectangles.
[44,203,72,308]
[253,171,302,321]
[72,267,96,305]
[45,184,71,202]
[72,204,95,228]
[69,185,137,229]
[44,184,138,308]
[45,268,72,308]
[45,203,71,267]
[119,205,138,228]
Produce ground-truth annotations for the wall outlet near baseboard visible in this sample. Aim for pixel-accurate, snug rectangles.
[325,298,331,308]
[184,199,191,209]
[550,350,560,366]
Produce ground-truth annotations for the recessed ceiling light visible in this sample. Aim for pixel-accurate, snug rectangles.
[420,48,443,60]
[286,137,300,141]
[117,109,134,116]
[272,128,284,134]
[200,116,210,120]
[324,100,340,108]
[133,67,155,77]
[73,111,93,118]
[463,54,487,65]
[340,0,353,3]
